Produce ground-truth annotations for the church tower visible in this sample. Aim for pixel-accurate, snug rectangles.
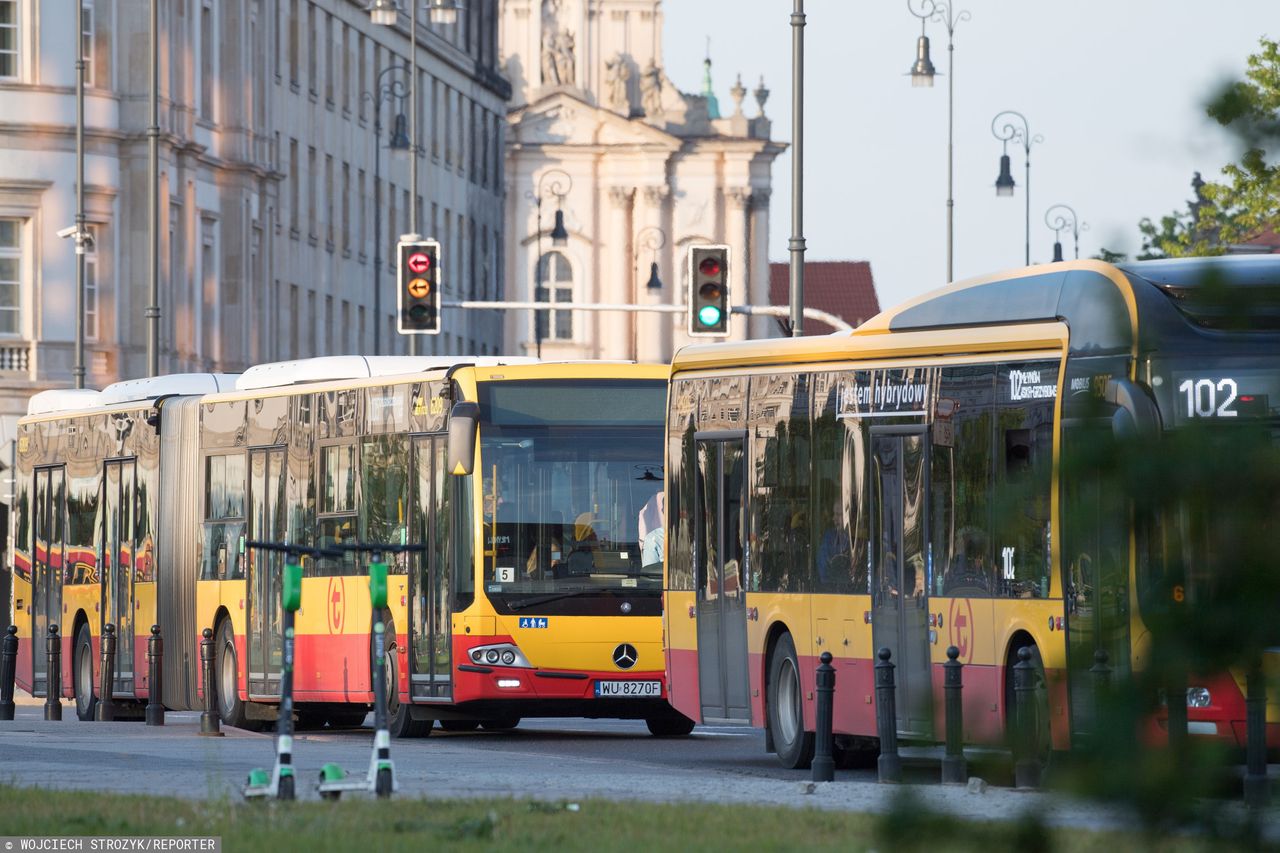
[499,0,784,360]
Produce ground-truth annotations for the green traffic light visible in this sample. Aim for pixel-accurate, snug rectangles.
[698,305,722,327]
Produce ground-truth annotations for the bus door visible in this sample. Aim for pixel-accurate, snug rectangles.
[247,447,287,697]
[871,429,933,737]
[1062,422,1130,741]
[409,435,452,701]
[102,459,136,694]
[694,434,750,724]
[31,466,66,695]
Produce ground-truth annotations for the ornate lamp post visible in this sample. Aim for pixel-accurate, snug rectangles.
[523,169,572,358]
[362,65,411,354]
[1045,204,1087,262]
[632,225,666,360]
[369,0,464,355]
[907,0,969,283]
[991,110,1043,266]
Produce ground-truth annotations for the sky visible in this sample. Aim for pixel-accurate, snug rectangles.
[662,0,1274,312]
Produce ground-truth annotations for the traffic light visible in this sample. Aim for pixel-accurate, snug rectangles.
[687,244,730,337]
[397,239,441,335]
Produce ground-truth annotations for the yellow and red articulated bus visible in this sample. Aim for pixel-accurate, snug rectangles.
[663,256,1280,769]
[9,356,692,737]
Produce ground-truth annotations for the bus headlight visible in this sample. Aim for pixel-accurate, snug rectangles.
[469,643,533,668]
[1187,687,1212,708]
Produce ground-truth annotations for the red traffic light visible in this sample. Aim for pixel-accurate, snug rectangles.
[407,252,432,275]
[698,257,722,277]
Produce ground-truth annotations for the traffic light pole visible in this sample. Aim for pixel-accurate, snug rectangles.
[438,300,851,331]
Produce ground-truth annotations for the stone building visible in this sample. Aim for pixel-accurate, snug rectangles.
[0,0,510,455]
[499,0,784,362]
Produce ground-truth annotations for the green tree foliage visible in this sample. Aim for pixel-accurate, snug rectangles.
[1138,38,1280,259]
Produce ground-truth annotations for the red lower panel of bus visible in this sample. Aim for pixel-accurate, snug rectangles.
[17,631,156,701]
[1145,670,1280,750]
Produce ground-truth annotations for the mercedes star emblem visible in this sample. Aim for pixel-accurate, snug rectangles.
[612,643,638,670]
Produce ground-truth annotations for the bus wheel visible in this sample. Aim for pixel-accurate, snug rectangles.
[1006,643,1053,775]
[385,634,431,738]
[215,619,259,731]
[645,707,696,737]
[767,632,814,769]
[439,718,481,732]
[480,717,520,731]
[73,622,98,722]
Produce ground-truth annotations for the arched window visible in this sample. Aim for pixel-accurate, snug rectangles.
[536,251,573,340]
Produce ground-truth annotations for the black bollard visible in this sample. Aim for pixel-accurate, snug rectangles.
[1243,663,1269,808]
[199,627,223,736]
[1013,646,1040,789]
[44,625,62,721]
[942,645,966,784]
[812,651,836,783]
[95,623,116,722]
[0,624,17,721]
[1089,648,1111,749]
[145,625,164,726]
[1166,668,1187,758]
[874,647,901,783]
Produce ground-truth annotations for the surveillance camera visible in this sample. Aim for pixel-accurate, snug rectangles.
[57,225,77,239]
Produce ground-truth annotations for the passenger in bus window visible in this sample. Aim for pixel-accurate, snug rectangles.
[565,512,599,575]
[640,492,665,575]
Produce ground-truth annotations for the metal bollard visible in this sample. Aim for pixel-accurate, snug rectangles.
[0,624,17,721]
[942,645,966,784]
[199,627,223,736]
[812,651,836,783]
[874,647,901,783]
[44,625,62,721]
[1089,648,1111,749]
[95,623,116,722]
[1166,668,1187,757]
[145,625,164,726]
[1244,663,1269,808]
[1013,646,1040,789]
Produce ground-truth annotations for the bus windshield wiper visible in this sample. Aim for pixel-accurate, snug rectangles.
[507,589,600,611]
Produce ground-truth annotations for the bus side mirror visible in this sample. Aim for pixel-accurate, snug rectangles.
[1104,378,1162,440]
[447,401,480,476]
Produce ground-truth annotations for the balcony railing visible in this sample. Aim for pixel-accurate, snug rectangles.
[0,342,31,373]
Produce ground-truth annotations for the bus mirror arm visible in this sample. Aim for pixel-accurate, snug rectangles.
[1104,378,1162,440]
[447,401,480,477]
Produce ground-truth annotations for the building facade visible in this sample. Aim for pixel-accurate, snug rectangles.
[499,0,783,362]
[0,0,510,453]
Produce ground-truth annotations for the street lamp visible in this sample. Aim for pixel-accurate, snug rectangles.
[632,225,666,359]
[363,65,411,355]
[1045,204,1087,262]
[369,0,464,356]
[524,169,573,359]
[991,110,1043,266]
[907,0,969,283]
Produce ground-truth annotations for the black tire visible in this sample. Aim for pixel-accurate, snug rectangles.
[375,767,393,798]
[277,774,295,801]
[480,716,520,731]
[1006,643,1053,775]
[767,633,814,769]
[384,629,431,738]
[73,622,98,722]
[215,619,259,731]
[646,707,696,737]
[439,718,481,732]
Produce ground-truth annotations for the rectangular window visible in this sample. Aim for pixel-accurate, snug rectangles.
[205,453,247,520]
[431,78,441,159]
[747,373,812,593]
[388,182,397,268]
[325,154,334,247]
[443,87,453,166]
[0,218,20,335]
[358,305,366,352]
[324,11,333,104]
[307,146,317,238]
[316,442,358,575]
[324,295,333,356]
[358,168,367,254]
[289,283,299,357]
[341,300,350,352]
[341,161,350,252]
[80,0,94,87]
[200,0,214,120]
[0,0,18,79]
[289,138,299,233]
[288,0,299,84]
[341,23,350,112]
[84,224,99,340]
[307,289,316,356]
[932,364,996,597]
[307,1,317,93]
[357,35,367,120]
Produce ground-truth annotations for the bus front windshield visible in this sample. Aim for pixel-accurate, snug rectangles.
[477,380,666,614]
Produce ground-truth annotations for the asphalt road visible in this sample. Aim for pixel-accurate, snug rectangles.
[0,699,1272,837]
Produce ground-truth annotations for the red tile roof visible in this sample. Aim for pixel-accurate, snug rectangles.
[768,261,881,334]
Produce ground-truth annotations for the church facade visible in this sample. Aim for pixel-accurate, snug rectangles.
[499,0,784,361]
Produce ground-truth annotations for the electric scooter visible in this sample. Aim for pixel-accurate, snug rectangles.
[318,542,426,800]
[242,541,338,801]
